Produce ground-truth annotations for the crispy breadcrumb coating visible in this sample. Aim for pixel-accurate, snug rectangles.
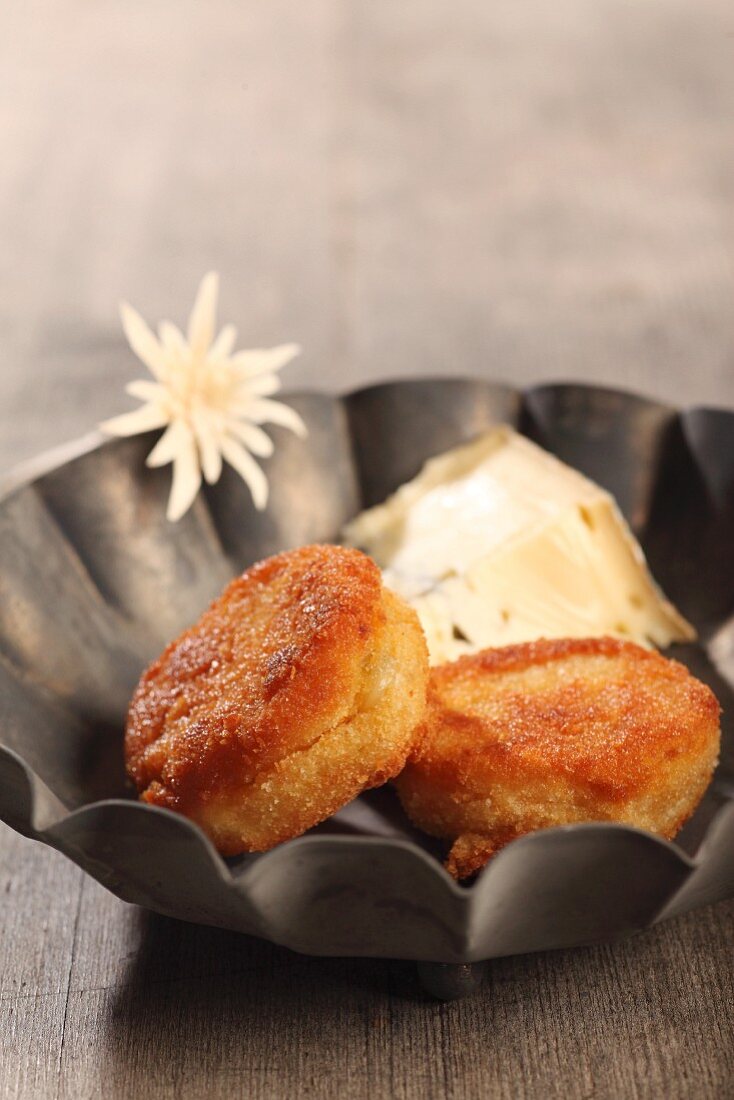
[126,545,428,854]
[395,637,720,879]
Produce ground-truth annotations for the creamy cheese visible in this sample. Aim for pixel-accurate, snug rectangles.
[343,427,695,664]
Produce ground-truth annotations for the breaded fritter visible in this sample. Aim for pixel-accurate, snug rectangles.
[126,544,428,855]
[395,637,720,879]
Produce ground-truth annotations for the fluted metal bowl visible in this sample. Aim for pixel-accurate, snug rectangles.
[2,379,733,978]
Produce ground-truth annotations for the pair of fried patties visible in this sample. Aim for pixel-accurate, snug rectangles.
[126,545,721,878]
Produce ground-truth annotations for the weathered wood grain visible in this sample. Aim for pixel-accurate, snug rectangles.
[0,826,82,1099]
[47,882,734,1099]
[1,0,733,1097]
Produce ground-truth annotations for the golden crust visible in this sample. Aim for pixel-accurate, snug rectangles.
[126,544,428,854]
[395,637,721,879]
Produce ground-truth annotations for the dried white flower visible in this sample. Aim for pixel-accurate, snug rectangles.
[101,272,307,521]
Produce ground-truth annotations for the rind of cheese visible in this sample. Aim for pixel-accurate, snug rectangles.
[343,427,695,664]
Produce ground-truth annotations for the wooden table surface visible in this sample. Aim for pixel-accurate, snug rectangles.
[1,3,733,1097]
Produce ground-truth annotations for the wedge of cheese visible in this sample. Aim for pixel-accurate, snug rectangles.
[343,427,694,664]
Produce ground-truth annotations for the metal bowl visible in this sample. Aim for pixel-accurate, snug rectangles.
[2,378,733,986]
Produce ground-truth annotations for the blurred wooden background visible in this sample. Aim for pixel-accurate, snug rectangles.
[1,2,733,1098]
[1,0,734,473]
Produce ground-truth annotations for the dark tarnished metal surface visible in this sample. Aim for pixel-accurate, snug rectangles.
[1,378,733,966]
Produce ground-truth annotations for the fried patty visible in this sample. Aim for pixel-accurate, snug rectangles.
[395,637,720,879]
[126,544,429,855]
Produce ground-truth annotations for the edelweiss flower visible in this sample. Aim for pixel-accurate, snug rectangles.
[101,272,306,521]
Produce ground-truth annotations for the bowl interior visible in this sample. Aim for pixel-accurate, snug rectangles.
[0,380,732,857]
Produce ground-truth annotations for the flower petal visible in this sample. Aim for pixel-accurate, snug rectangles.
[192,412,223,484]
[243,373,281,397]
[120,303,167,379]
[231,343,301,378]
[167,434,202,522]
[245,398,308,437]
[187,271,219,360]
[100,403,169,437]
[126,380,166,402]
[209,323,237,360]
[146,420,190,468]
[220,437,269,510]
[225,420,275,457]
[158,320,189,359]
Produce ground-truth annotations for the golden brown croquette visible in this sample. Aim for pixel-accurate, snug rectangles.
[395,637,720,879]
[126,544,428,854]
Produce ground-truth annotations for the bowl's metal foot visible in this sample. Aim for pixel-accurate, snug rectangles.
[416,961,487,1000]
